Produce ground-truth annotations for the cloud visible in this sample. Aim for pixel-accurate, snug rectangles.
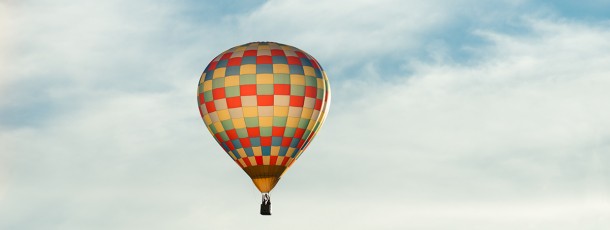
[299,17,610,228]
[1,0,610,229]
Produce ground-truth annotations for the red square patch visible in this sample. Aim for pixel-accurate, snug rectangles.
[240,138,252,148]
[274,84,290,95]
[247,127,260,137]
[226,129,238,140]
[311,60,320,69]
[244,50,257,56]
[297,139,305,148]
[314,99,322,110]
[260,136,272,146]
[227,57,242,66]
[271,49,285,56]
[207,61,218,71]
[240,85,257,96]
[198,93,205,104]
[205,101,216,113]
[257,95,274,106]
[243,157,252,166]
[281,157,290,166]
[256,56,273,64]
[305,86,317,98]
[287,56,301,65]
[226,141,235,150]
[294,128,305,138]
[289,96,304,107]
[212,88,225,99]
[255,156,263,165]
[220,52,233,60]
[281,137,292,147]
[272,127,285,136]
[226,96,242,108]
[214,133,223,143]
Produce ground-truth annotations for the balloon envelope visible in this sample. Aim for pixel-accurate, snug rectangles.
[197,42,330,193]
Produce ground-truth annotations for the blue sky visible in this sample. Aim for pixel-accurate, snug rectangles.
[1,0,610,229]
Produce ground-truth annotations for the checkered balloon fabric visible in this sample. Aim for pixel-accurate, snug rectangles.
[197,42,331,170]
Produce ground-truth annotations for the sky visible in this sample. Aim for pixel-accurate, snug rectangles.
[1,0,610,229]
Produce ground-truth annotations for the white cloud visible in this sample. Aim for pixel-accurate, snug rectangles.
[1,0,610,229]
[301,17,610,228]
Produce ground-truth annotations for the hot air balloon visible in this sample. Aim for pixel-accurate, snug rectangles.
[196,42,330,215]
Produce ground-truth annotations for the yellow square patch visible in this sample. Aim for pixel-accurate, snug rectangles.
[248,156,257,166]
[237,158,246,167]
[236,148,247,158]
[217,109,231,121]
[286,148,296,157]
[303,66,315,76]
[252,147,262,156]
[301,108,314,118]
[203,113,212,125]
[259,117,273,127]
[271,146,280,156]
[224,75,240,87]
[243,106,258,117]
[213,122,224,132]
[256,74,274,84]
[290,75,305,85]
[273,64,290,74]
[273,106,289,116]
[213,68,226,79]
[276,156,285,166]
[286,117,300,128]
[203,80,213,91]
[240,64,256,74]
[232,118,246,129]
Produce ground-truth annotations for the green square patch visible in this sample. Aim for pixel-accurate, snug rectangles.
[298,119,309,129]
[305,76,317,87]
[303,129,312,138]
[257,84,274,95]
[219,131,229,141]
[209,124,218,134]
[290,85,305,96]
[273,117,287,126]
[245,117,259,127]
[221,120,234,130]
[273,74,290,84]
[212,78,225,88]
[284,127,296,137]
[239,74,257,84]
[225,86,240,97]
[260,127,272,136]
[236,128,248,138]
[203,91,213,102]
